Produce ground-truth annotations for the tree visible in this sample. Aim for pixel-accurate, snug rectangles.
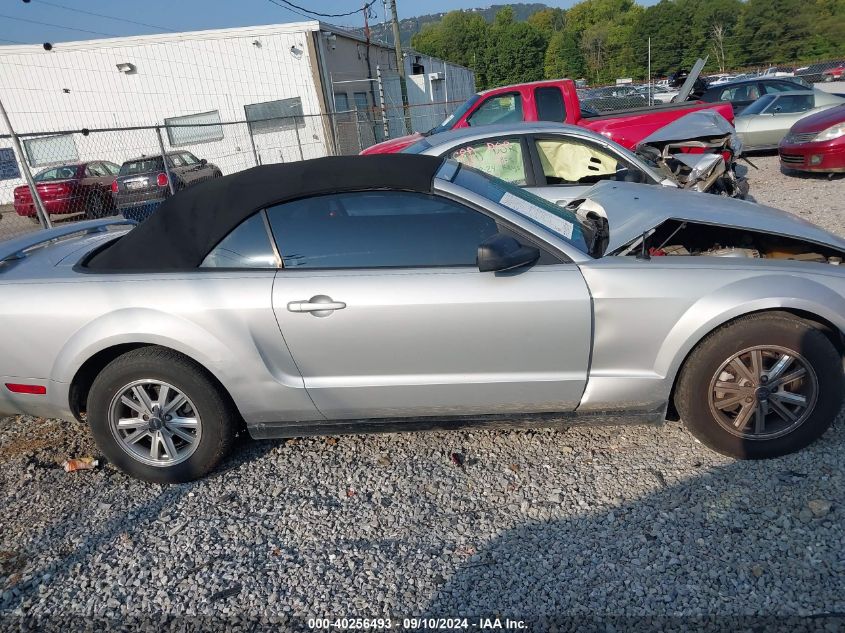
[527,8,566,39]
[410,10,489,85]
[481,9,547,87]
[545,30,587,79]
[710,23,727,73]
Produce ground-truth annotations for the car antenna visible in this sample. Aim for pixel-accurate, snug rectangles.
[636,231,651,260]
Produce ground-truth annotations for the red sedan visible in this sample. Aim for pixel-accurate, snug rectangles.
[14,161,120,219]
[822,65,844,82]
[779,104,845,174]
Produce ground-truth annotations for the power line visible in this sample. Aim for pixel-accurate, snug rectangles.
[0,13,119,38]
[0,37,27,44]
[31,0,177,33]
[266,0,376,19]
[263,0,317,22]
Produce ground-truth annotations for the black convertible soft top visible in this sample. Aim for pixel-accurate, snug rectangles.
[87,154,444,270]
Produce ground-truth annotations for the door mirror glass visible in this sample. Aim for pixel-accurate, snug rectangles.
[200,158,208,166]
[477,233,540,273]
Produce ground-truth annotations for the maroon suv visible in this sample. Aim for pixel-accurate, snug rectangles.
[14,161,121,219]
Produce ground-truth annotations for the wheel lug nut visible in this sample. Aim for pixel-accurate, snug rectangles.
[164,415,172,422]
[142,415,149,421]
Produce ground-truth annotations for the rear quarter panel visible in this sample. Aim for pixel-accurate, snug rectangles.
[0,267,320,423]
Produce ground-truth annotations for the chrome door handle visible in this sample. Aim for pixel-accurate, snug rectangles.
[287,295,346,317]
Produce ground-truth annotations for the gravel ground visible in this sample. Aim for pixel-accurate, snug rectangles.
[1,155,845,630]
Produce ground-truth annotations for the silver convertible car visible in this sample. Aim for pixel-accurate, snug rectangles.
[2,155,845,483]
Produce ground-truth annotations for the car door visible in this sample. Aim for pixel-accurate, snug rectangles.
[756,94,815,146]
[88,162,114,191]
[526,135,649,205]
[466,92,524,128]
[183,151,215,183]
[175,152,202,186]
[267,189,593,420]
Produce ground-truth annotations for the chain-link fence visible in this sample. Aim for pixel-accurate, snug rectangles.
[0,101,468,242]
[580,56,845,112]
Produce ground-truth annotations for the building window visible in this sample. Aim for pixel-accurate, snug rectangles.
[164,110,224,146]
[334,93,350,112]
[0,148,21,180]
[22,134,78,167]
[245,98,305,134]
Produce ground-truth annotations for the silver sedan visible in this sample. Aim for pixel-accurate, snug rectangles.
[402,122,673,206]
[2,154,844,483]
[735,89,845,150]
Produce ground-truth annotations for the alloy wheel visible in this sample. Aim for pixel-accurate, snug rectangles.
[108,380,203,467]
[708,345,818,440]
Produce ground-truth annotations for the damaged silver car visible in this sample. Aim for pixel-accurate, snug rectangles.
[405,120,747,206]
[635,109,749,198]
[1,155,843,483]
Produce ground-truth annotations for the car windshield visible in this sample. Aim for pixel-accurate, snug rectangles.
[444,161,592,254]
[34,165,77,181]
[741,94,777,116]
[120,157,164,175]
[427,94,481,136]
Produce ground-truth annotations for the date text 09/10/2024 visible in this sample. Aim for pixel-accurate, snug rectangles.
[307,617,528,630]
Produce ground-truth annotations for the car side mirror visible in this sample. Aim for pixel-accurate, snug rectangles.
[200,158,208,166]
[477,234,540,273]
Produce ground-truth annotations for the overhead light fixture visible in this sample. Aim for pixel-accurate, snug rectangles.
[252,40,262,48]
[290,45,303,59]
[116,62,136,74]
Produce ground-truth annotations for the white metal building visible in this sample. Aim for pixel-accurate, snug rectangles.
[0,21,474,203]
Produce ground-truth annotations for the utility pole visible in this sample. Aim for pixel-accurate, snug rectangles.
[387,0,411,133]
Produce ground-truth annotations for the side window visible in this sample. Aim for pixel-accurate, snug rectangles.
[767,94,813,114]
[763,81,799,94]
[534,138,626,185]
[467,93,523,127]
[447,138,528,185]
[535,87,566,122]
[84,164,99,177]
[267,191,498,269]
[104,162,121,175]
[169,154,186,167]
[201,212,278,269]
[181,152,199,165]
[721,84,759,102]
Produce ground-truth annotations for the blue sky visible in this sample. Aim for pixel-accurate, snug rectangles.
[1,0,652,45]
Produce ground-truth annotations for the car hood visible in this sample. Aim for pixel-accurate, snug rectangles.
[578,181,845,255]
[790,104,845,134]
[360,133,423,155]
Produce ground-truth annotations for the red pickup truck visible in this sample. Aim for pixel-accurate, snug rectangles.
[361,78,734,154]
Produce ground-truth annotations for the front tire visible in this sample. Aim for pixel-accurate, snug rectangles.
[676,313,843,459]
[87,347,237,483]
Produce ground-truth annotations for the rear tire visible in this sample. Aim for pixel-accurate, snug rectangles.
[675,313,843,459]
[85,195,106,220]
[87,347,237,483]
